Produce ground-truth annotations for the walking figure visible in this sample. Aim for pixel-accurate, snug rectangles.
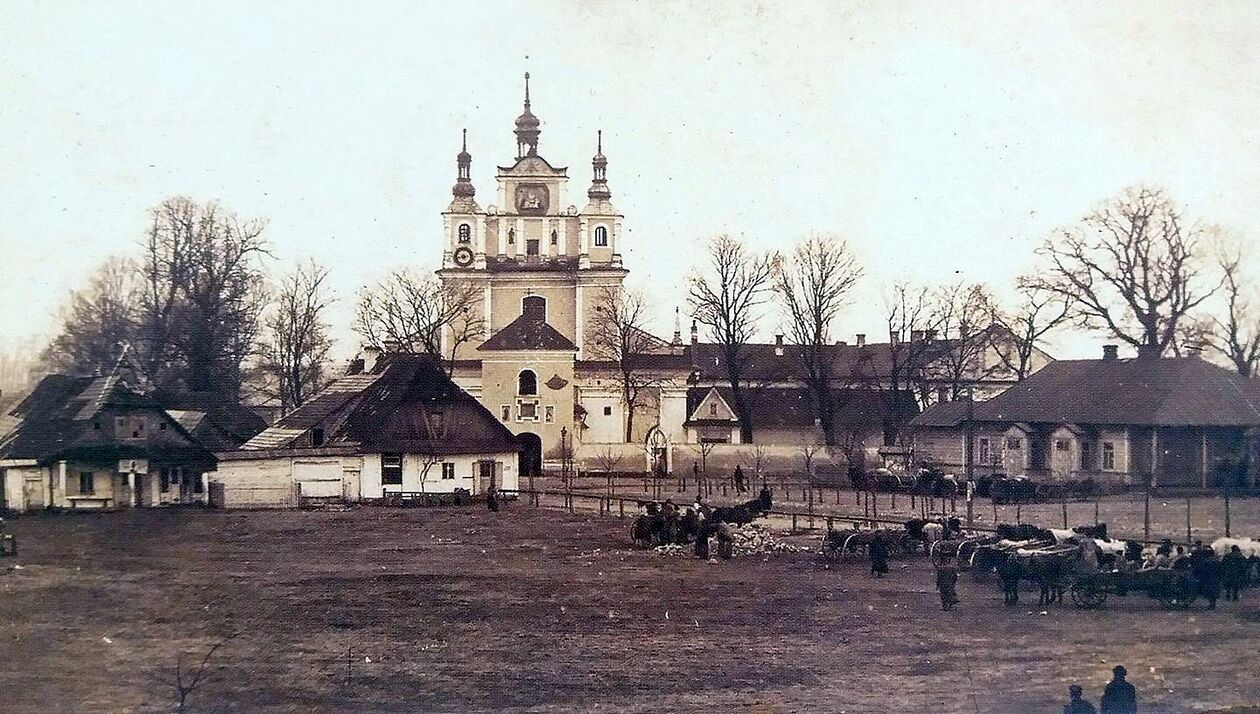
[733,465,747,494]
[869,538,889,578]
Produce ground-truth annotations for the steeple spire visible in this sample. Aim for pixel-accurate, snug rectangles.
[587,129,611,200]
[514,72,541,158]
[452,128,475,199]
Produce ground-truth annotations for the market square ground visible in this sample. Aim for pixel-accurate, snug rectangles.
[1,506,1258,713]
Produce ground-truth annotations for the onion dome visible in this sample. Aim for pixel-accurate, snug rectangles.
[587,130,611,200]
[452,129,475,198]
[514,72,541,157]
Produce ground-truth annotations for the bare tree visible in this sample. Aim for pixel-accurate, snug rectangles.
[869,281,944,443]
[138,197,270,395]
[743,444,769,489]
[929,282,997,401]
[588,285,669,442]
[692,441,718,497]
[42,257,140,377]
[353,269,483,375]
[256,260,334,413]
[992,279,1071,380]
[592,447,625,498]
[1028,186,1216,356]
[688,235,779,443]
[155,633,238,713]
[1209,246,1260,376]
[774,234,863,446]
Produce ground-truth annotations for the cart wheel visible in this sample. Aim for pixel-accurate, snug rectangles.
[1071,581,1108,609]
[1157,581,1197,609]
[820,540,840,563]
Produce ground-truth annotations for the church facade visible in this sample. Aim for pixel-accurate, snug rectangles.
[436,75,690,473]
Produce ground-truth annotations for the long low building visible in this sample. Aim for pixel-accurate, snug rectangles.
[911,347,1260,488]
[211,353,520,508]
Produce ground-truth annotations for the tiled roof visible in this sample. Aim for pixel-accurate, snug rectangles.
[684,386,919,429]
[923,357,1260,428]
[981,357,1260,427]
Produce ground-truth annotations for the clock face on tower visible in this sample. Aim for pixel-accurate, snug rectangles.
[453,246,475,267]
[514,183,550,215]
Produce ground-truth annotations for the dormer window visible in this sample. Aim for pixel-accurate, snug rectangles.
[458,224,471,243]
[594,225,608,247]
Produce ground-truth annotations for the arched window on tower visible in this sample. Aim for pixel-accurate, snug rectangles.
[518,369,538,396]
[458,224,471,243]
[594,225,608,247]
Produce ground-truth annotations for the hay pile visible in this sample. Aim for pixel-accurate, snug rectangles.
[649,524,805,557]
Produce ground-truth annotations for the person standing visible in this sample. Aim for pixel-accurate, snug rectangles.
[935,559,959,610]
[486,485,500,513]
[1192,545,1221,609]
[1064,685,1097,714]
[1222,545,1247,601]
[733,465,746,494]
[1100,665,1136,714]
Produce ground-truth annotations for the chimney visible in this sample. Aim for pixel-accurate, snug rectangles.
[1102,344,1118,361]
[1137,344,1161,360]
[856,333,866,347]
[889,330,900,345]
[911,330,925,342]
[774,334,784,356]
[690,319,698,346]
[362,345,382,373]
[925,329,938,341]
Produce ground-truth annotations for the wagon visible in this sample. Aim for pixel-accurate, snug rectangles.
[819,528,918,562]
[1070,568,1200,609]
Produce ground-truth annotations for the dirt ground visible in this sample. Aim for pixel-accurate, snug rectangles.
[1,505,1258,713]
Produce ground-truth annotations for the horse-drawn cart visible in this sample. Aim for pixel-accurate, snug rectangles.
[1070,568,1200,609]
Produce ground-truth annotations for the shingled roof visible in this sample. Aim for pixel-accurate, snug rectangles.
[912,357,1260,429]
[0,374,211,464]
[239,354,519,456]
[478,313,577,352]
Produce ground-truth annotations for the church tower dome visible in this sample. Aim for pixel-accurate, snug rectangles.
[452,128,475,198]
[514,72,541,158]
[587,130,611,201]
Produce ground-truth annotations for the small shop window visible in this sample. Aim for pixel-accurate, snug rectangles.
[382,454,403,486]
[441,463,456,480]
[977,437,992,464]
[79,472,95,495]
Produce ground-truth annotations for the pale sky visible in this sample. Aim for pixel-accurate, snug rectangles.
[3,1,1259,361]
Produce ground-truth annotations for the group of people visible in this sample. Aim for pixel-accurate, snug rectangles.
[1143,539,1250,608]
[1063,666,1137,713]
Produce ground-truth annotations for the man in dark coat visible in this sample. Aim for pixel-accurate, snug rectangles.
[1222,545,1248,601]
[694,522,711,560]
[1191,544,1221,609]
[869,538,889,578]
[733,465,747,494]
[1100,665,1136,714]
[486,486,500,513]
[758,486,773,513]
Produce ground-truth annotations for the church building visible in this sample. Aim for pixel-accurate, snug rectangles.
[436,75,690,474]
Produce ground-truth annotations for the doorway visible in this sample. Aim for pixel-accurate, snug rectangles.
[518,432,543,478]
[478,460,496,493]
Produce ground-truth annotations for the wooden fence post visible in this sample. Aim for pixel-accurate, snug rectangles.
[1185,497,1192,544]
[1225,492,1232,538]
[619,499,625,518]
[1061,499,1068,528]
[1143,489,1151,542]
